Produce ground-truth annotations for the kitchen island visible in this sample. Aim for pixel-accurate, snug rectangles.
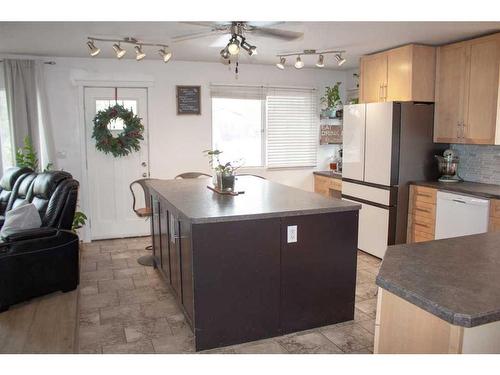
[146,176,360,351]
[375,231,500,353]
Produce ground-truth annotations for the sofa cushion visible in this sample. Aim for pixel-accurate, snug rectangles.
[0,203,42,239]
[0,167,32,215]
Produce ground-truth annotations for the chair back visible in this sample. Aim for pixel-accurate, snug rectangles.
[0,166,32,214]
[175,172,212,179]
[130,178,160,216]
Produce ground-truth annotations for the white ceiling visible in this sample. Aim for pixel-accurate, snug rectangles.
[1,22,499,69]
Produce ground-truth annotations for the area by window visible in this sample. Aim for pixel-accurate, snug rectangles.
[211,84,318,169]
[0,64,15,172]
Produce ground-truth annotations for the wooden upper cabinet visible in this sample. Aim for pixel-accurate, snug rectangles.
[360,53,388,103]
[435,32,500,145]
[360,44,436,104]
[434,43,468,143]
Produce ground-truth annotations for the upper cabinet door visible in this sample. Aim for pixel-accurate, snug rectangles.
[342,104,366,182]
[360,54,387,103]
[364,102,394,186]
[465,35,500,144]
[386,46,412,102]
[434,43,468,143]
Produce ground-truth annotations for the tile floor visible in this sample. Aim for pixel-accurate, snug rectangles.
[78,236,381,354]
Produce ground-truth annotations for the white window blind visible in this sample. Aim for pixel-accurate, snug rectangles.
[266,87,318,168]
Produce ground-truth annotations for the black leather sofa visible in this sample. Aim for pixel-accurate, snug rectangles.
[0,169,80,312]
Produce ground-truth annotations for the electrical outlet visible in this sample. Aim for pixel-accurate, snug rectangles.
[287,225,298,243]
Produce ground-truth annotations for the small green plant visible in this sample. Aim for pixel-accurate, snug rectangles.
[203,149,242,176]
[72,211,88,233]
[321,82,342,109]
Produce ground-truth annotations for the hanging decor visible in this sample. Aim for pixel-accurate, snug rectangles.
[92,90,144,157]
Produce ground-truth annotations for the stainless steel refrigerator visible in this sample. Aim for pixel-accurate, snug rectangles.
[341,102,446,258]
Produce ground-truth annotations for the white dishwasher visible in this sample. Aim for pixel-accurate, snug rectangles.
[435,191,490,240]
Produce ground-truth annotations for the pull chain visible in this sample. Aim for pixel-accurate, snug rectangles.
[114,87,118,105]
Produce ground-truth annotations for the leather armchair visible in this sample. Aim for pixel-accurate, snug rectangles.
[0,166,32,216]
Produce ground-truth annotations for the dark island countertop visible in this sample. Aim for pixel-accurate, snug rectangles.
[376,231,500,328]
[411,180,500,200]
[313,170,342,179]
[147,176,359,224]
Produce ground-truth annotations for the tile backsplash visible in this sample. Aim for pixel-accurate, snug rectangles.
[450,144,500,185]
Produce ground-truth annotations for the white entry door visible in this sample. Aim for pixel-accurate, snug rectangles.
[84,87,150,240]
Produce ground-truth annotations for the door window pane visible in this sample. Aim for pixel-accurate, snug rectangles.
[212,98,263,167]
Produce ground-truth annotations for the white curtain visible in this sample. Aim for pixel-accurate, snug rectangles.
[3,59,56,170]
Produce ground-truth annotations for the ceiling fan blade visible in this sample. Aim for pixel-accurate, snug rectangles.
[250,27,303,41]
[172,29,226,43]
[181,21,231,29]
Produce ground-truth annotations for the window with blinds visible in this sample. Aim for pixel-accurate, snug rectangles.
[266,87,318,168]
[210,84,318,169]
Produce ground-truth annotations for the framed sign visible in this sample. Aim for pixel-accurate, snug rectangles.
[320,124,343,145]
[176,85,201,115]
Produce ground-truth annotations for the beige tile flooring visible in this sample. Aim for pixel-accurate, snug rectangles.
[78,236,381,354]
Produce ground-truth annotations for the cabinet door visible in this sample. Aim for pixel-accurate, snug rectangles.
[151,195,161,265]
[386,46,411,101]
[342,104,366,181]
[168,212,182,298]
[360,54,387,103]
[465,35,500,144]
[159,200,170,282]
[434,43,468,143]
[179,219,194,321]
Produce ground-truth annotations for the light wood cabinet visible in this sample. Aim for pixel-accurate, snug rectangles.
[407,185,437,243]
[359,44,436,104]
[490,199,500,233]
[434,33,500,145]
[313,174,342,199]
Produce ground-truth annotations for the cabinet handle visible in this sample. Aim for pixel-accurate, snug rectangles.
[416,193,432,198]
[383,84,388,101]
[379,85,383,101]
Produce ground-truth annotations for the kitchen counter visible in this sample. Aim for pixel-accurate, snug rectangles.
[147,176,357,224]
[376,231,500,328]
[411,180,500,200]
[313,170,342,179]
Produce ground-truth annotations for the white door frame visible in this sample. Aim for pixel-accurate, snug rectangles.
[74,79,154,243]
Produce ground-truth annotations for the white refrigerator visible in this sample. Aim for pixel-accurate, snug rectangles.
[342,102,445,258]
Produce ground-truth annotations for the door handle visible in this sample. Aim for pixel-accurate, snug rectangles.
[142,161,147,167]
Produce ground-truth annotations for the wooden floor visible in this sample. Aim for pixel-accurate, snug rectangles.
[0,289,78,353]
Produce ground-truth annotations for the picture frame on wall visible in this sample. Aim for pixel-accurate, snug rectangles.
[176,85,201,115]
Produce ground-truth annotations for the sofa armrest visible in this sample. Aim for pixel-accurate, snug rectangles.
[0,229,78,257]
[2,227,58,242]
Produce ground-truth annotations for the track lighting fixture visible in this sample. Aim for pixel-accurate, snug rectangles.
[87,40,100,57]
[87,37,172,63]
[276,57,286,70]
[316,54,325,68]
[240,38,257,56]
[158,48,172,63]
[135,45,146,61]
[275,49,346,70]
[112,43,126,59]
[335,54,346,66]
[294,56,304,69]
[227,36,240,55]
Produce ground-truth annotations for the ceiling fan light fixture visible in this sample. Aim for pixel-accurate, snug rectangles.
[112,43,126,59]
[135,45,146,61]
[87,40,100,57]
[227,36,240,55]
[276,57,286,70]
[316,54,325,68]
[159,48,172,63]
[335,54,346,66]
[294,55,304,69]
[241,38,257,56]
[220,47,230,59]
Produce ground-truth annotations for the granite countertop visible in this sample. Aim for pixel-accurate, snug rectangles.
[313,170,342,179]
[147,176,359,224]
[411,180,500,199]
[376,231,500,327]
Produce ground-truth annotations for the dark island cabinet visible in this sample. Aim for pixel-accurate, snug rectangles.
[149,186,359,351]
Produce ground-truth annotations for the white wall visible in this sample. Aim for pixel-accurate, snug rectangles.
[42,57,349,191]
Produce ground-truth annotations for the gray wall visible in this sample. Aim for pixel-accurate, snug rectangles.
[450,144,500,185]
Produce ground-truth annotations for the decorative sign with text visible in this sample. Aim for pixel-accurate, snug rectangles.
[320,124,343,145]
[176,85,201,115]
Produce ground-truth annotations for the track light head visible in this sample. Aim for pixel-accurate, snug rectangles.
[112,43,126,59]
[294,55,304,69]
[241,38,257,56]
[158,48,172,63]
[276,57,286,70]
[316,54,325,68]
[335,54,346,66]
[87,40,100,57]
[220,47,230,59]
[135,45,146,61]
[227,36,240,55]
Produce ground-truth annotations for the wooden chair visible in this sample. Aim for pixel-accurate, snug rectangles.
[175,172,212,179]
[129,178,159,266]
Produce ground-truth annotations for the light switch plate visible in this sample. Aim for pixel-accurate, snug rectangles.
[287,225,298,243]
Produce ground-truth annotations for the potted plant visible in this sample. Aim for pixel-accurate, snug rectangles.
[204,149,242,192]
[321,82,342,118]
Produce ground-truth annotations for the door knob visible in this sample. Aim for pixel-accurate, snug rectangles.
[142,173,147,177]
[141,162,147,167]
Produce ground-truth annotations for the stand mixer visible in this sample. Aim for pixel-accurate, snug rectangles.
[435,149,463,183]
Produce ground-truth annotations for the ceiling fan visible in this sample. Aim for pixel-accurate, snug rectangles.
[172,21,303,59]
